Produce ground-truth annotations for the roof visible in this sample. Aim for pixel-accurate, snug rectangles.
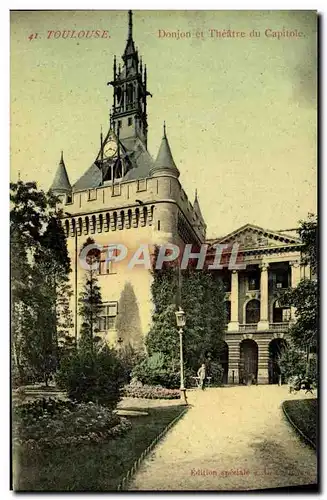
[193,189,204,221]
[50,152,71,193]
[149,125,180,178]
[208,223,302,248]
[72,136,154,191]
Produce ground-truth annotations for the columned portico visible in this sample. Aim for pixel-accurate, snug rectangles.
[258,262,269,330]
[227,270,239,332]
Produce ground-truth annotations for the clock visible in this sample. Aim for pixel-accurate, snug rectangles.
[104,139,117,158]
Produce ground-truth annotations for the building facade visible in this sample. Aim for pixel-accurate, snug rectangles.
[207,224,308,385]
[50,11,306,384]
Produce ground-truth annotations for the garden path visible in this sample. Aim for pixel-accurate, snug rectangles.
[128,385,317,491]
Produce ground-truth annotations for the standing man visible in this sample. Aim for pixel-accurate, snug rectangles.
[197,363,206,390]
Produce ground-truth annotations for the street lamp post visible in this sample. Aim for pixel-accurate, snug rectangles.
[175,307,188,405]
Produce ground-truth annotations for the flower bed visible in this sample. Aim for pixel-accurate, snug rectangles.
[13,398,131,449]
[122,384,180,400]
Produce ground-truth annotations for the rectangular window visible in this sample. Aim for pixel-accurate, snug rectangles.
[137,179,147,192]
[275,271,289,289]
[248,272,260,291]
[128,117,133,126]
[112,184,121,196]
[282,308,291,322]
[88,189,97,201]
[98,302,118,332]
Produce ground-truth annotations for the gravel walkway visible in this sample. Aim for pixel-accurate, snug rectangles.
[128,385,317,491]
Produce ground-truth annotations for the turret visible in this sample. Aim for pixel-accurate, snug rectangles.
[50,151,72,195]
[150,123,180,178]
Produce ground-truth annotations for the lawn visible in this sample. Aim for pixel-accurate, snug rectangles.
[283,398,317,449]
[13,404,186,491]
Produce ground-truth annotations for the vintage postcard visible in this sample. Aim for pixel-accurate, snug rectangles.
[11,9,317,492]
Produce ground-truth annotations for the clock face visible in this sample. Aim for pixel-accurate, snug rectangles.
[104,139,117,158]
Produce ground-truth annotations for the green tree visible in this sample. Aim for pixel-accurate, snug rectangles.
[10,181,72,385]
[78,238,102,352]
[145,253,227,384]
[279,213,318,388]
[116,282,143,351]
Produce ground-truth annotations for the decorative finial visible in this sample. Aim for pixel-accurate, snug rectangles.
[163,121,166,137]
[128,10,133,40]
[18,170,21,182]
[195,188,198,200]
[60,150,64,163]
[113,55,117,76]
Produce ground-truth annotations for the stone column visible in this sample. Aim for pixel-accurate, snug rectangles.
[290,260,301,288]
[257,340,269,384]
[258,262,269,331]
[290,260,301,321]
[228,270,239,332]
[227,339,240,384]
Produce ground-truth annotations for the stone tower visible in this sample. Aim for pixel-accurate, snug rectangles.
[50,10,206,347]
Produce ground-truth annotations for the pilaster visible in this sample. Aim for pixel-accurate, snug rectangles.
[258,262,269,330]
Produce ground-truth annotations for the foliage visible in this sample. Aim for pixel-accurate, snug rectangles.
[279,214,318,390]
[10,181,72,385]
[298,213,317,275]
[14,405,186,491]
[146,253,227,380]
[78,238,102,352]
[123,384,181,399]
[117,343,145,384]
[206,360,224,386]
[55,347,124,408]
[283,399,317,448]
[131,352,182,389]
[13,398,131,448]
[116,282,144,350]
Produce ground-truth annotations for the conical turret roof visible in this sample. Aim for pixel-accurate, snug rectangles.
[150,123,180,178]
[50,152,71,193]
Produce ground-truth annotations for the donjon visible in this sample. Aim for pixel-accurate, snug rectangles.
[50,11,206,349]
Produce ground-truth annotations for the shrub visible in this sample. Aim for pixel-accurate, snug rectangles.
[123,384,180,399]
[13,399,132,448]
[206,361,224,386]
[131,352,181,389]
[56,347,124,408]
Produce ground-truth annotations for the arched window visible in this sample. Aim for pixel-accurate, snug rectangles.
[99,214,103,233]
[135,208,140,226]
[91,215,96,234]
[113,212,117,230]
[143,206,148,226]
[106,213,110,231]
[120,210,125,229]
[245,299,260,324]
[85,216,89,234]
[128,209,132,228]
[71,218,76,236]
[273,300,291,323]
[78,217,83,236]
[65,219,69,237]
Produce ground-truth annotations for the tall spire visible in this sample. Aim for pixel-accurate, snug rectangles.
[50,151,72,194]
[123,9,137,60]
[128,10,133,40]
